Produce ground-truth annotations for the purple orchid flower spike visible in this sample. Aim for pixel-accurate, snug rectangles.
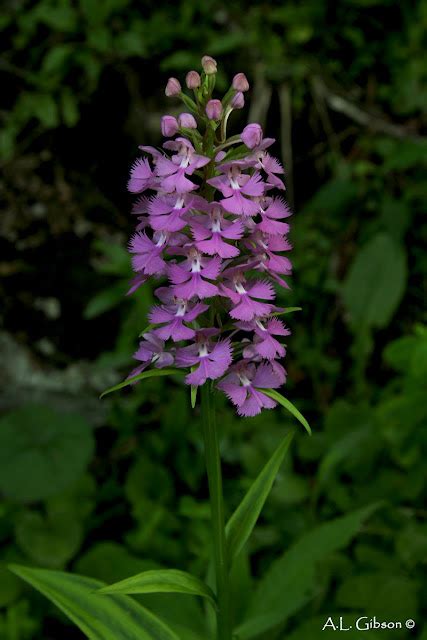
[122,59,298,420]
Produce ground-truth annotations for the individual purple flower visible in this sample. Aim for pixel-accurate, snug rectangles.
[161,115,179,137]
[251,145,286,190]
[241,123,263,149]
[256,197,291,235]
[128,334,174,379]
[127,158,157,193]
[208,164,265,216]
[247,232,293,282]
[148,194,197,232]
[190,202,244,258]
[239,317,290,360]
[176,332,232,386]
[149,287,208,341]
[156,138,210,193]
[218,362,281,416]
[220,274,275,321]
[168,249,222,300]
[128,230,169,276]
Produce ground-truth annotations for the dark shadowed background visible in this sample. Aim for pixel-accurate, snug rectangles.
[1,1,426,638]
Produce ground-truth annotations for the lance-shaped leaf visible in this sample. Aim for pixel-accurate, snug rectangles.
[226,431,294,561]
[9,565,181,640]
[191,386,198,409]
[100,368,184,399]
[235,504,381,639]
[261,389,311,435]
[271,307,302,316]
[98,569,217,608]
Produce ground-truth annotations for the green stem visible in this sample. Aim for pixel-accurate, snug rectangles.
[201,384,232,640]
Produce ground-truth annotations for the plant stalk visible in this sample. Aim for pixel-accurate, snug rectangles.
[201,384,232,640]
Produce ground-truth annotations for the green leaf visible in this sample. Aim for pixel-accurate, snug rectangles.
[100,368,185,398]
[191,386,197,409]
[0,562,22,608]
[61,89,79,127]
[260,389,311,435]
[15,508,83,568]
[226,431,294,560]
[336,573,418,620]
[74,542,153,584]
[342,232,407,329]
[272,307,302,316]
[0,406,94,503]
[98,569,217,607]
[41,45,72,75]
[236,504,381,639]
[9,565,181,640]
[84,281,127,319]
[139,323,156,337]
[31,93,59,128]
[303,178,358,217]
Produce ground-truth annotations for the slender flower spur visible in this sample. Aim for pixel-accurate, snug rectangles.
[124,57,294,417]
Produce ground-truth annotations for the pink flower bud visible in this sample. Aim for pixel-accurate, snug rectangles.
[178,113,197,129]
[201,55,217,75]
[161,115,179,137]
[165,77,181,97]
[241,123,263,149]
[232,73,249,92]
[231,91,245,109]
[186,70,201,89]
[206,99,223,120]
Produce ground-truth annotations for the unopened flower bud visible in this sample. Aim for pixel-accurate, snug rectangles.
[165,77,181,97]
[206,99,223,120]
[186,70,201,89]
[161,115,179,137]
[178,113,197,129]
[231,91,245,109]
[241,123,263,149]
[201,55,217,75]
[232,73,249,92]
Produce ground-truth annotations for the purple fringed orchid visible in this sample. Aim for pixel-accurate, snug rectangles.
[124,57,296,417]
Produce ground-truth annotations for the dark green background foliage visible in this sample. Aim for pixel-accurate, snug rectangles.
[1,0,426,638]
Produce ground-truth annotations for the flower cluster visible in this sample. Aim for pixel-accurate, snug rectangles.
[126,56,293,416]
